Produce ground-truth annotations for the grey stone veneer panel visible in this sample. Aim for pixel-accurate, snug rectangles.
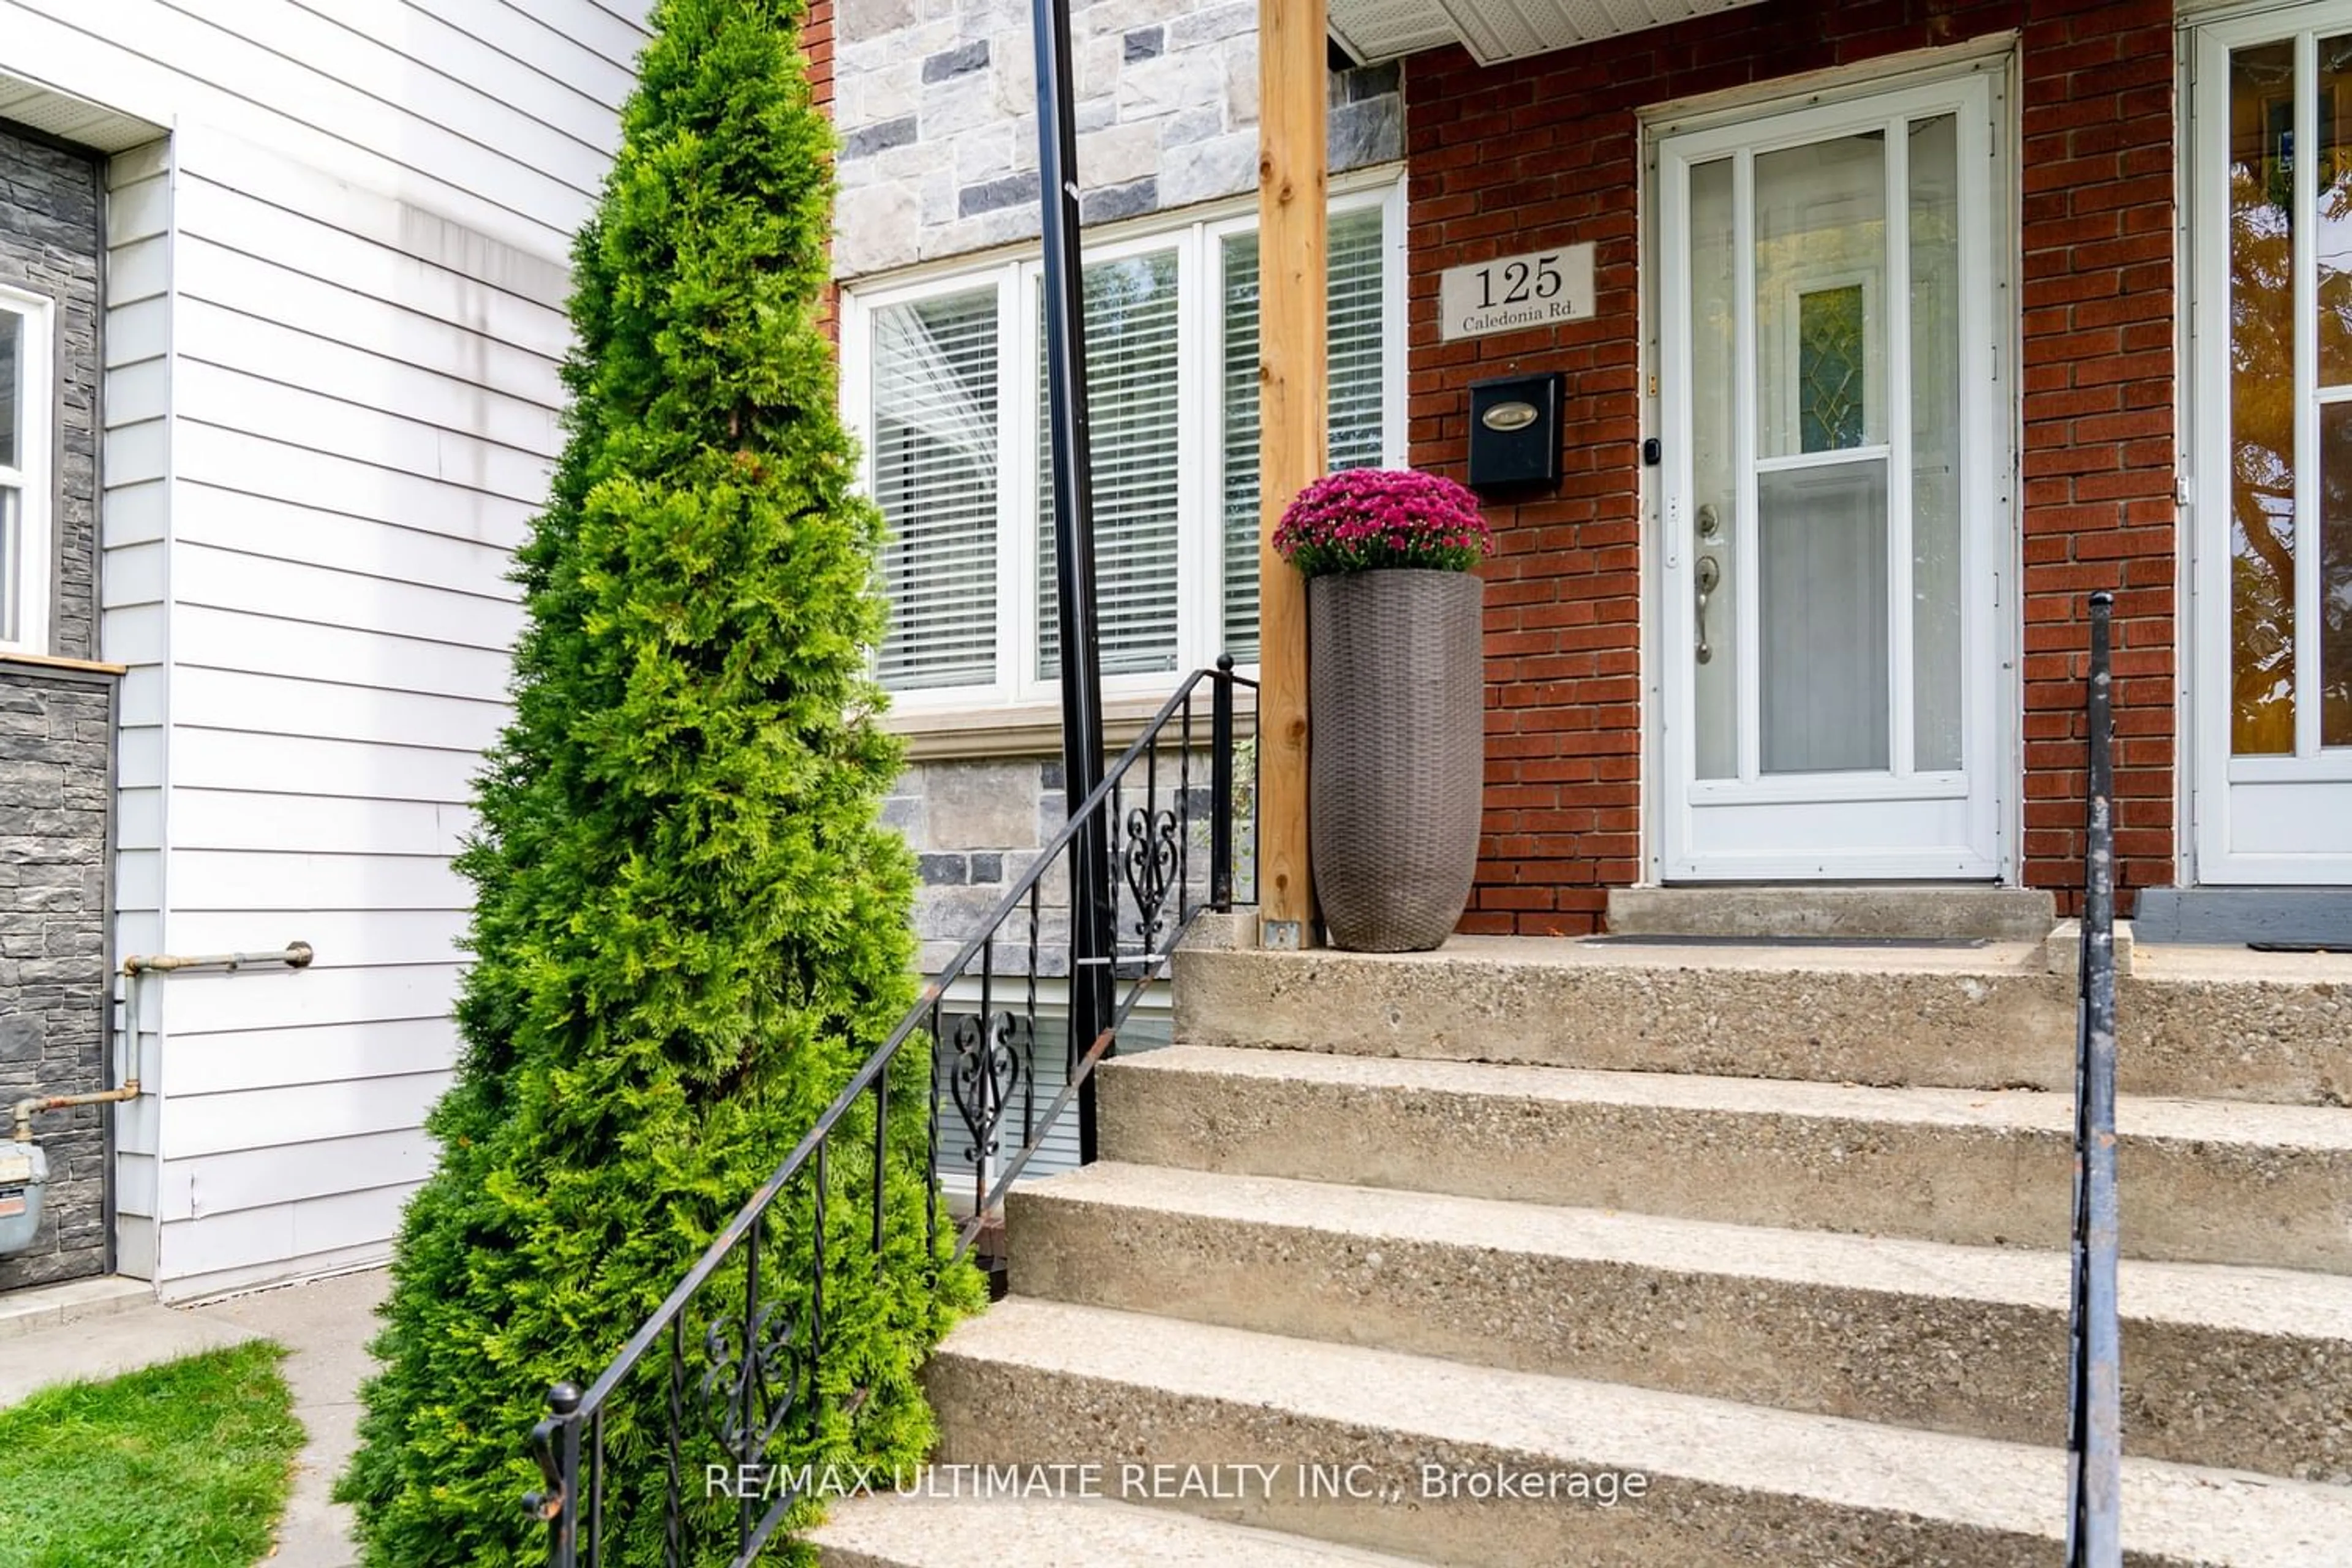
[0,123,107,1295]
[0,673,114,1291]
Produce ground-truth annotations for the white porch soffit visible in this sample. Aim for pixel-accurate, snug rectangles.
[1329,0,1766,67]
[0,74,166,154]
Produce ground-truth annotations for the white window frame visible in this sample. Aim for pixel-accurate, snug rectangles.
[841,173,1408,715]
[0,285,53,657]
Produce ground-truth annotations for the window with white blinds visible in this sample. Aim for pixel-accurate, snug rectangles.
[846,181,1402,707]
[1219,206,1390,664]
[870,288,1001,692]
[1037,250,1183,679]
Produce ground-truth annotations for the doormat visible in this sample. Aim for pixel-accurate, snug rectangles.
[2248,942,2344,955]
[1583,935,1991,949]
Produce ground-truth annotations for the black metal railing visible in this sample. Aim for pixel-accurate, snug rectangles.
[521,660,1257,1568]
[2065,590,2121,1568]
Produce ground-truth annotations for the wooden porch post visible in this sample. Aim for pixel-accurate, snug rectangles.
[1255,0,1327,948]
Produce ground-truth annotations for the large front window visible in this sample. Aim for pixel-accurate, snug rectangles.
[847,184,1402,705]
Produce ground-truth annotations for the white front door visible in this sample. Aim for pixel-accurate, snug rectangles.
[1655,72,2008,881]
[2191,6,2352,884]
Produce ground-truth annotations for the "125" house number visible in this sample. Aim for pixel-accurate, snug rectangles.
[1438,243,1596,342]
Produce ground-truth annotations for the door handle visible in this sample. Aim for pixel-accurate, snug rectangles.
[1695,556,1721,665]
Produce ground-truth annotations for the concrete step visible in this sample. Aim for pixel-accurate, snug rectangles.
[924,1298,2352,1567]
[1008,1162,2352,1481]
[812,1493,1433,1567]
[1097,1046,2352,1272]
[1605,884,2057,941]
[1170,936,2352,1106]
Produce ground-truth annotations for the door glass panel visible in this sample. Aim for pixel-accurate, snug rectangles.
[1756,132,1885,461]
[1759,461,1890,773]
[2318,36,2352,387]
[2328,38,2352,746]
[1754,128,1891,776]
[2230,41,2298,755]
[1910,113,1965,772]
[2324,402,2352,744]
[1688,157,1739,779]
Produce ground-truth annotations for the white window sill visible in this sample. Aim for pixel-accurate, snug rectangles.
[884,693,1256,761]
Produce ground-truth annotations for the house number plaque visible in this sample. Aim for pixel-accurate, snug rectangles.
[1438,244,1596,342]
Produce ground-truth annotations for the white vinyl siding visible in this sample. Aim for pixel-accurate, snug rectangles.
[140,124,565,1299]
[0,0,636,255]
[843,178,1406,712]
[0,0,643,1297]
[101,138,175,1279]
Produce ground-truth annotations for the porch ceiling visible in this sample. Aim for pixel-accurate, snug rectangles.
[1329,0,1763,68]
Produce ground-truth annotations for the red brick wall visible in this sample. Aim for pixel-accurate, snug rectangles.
[807,0,842,341]
[1404,0,2176,935]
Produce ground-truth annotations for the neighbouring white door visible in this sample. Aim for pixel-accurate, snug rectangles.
[1655,72,2008,881]
[2191,7,2352,884]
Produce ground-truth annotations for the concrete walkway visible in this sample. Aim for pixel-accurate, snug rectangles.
[0,1268,385,1568]
[194,1268,387,1568]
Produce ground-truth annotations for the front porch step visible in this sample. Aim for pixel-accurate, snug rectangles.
[1171,937,2352,1107]
[1605,884,2057,941]
[812,1494,1433,1567]
[1097,1046,2352,1271]
[1008,1162,2352,1481]
[922,1298,2352,1567]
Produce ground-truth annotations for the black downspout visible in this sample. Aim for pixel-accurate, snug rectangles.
[1030,0,1113,1163]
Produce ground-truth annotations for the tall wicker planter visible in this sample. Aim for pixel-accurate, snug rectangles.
[1308,568,1485,951]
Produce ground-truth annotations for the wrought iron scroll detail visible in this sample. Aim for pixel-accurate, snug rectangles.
[949,1009,1031,1164]
[520,663,1257,1568]
[697,1296,813,1466]
[1121,803,1180,946]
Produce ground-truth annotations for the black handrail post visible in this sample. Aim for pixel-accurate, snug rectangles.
[1211,655,1235,910]
[2067,590,2122,1568]
[1030,0,1113,1164]
[527,1381,582,1568]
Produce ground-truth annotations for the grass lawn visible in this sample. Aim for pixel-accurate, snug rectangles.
[0,1339,303,1568]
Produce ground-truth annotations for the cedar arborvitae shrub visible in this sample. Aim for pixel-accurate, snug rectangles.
[338,2,982,1561]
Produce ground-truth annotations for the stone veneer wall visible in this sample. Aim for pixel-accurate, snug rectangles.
[832,0,1310,954]
[889,754,1252,975]
[832,0,1403,276]
[0,124,111,1292]
[889,758,1075,976]
[0,672,113,1290]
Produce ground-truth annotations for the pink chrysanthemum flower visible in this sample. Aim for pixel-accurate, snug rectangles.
[1273,467,1493,579]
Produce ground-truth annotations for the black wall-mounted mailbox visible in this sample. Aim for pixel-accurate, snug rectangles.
[1467,372,1564,495]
